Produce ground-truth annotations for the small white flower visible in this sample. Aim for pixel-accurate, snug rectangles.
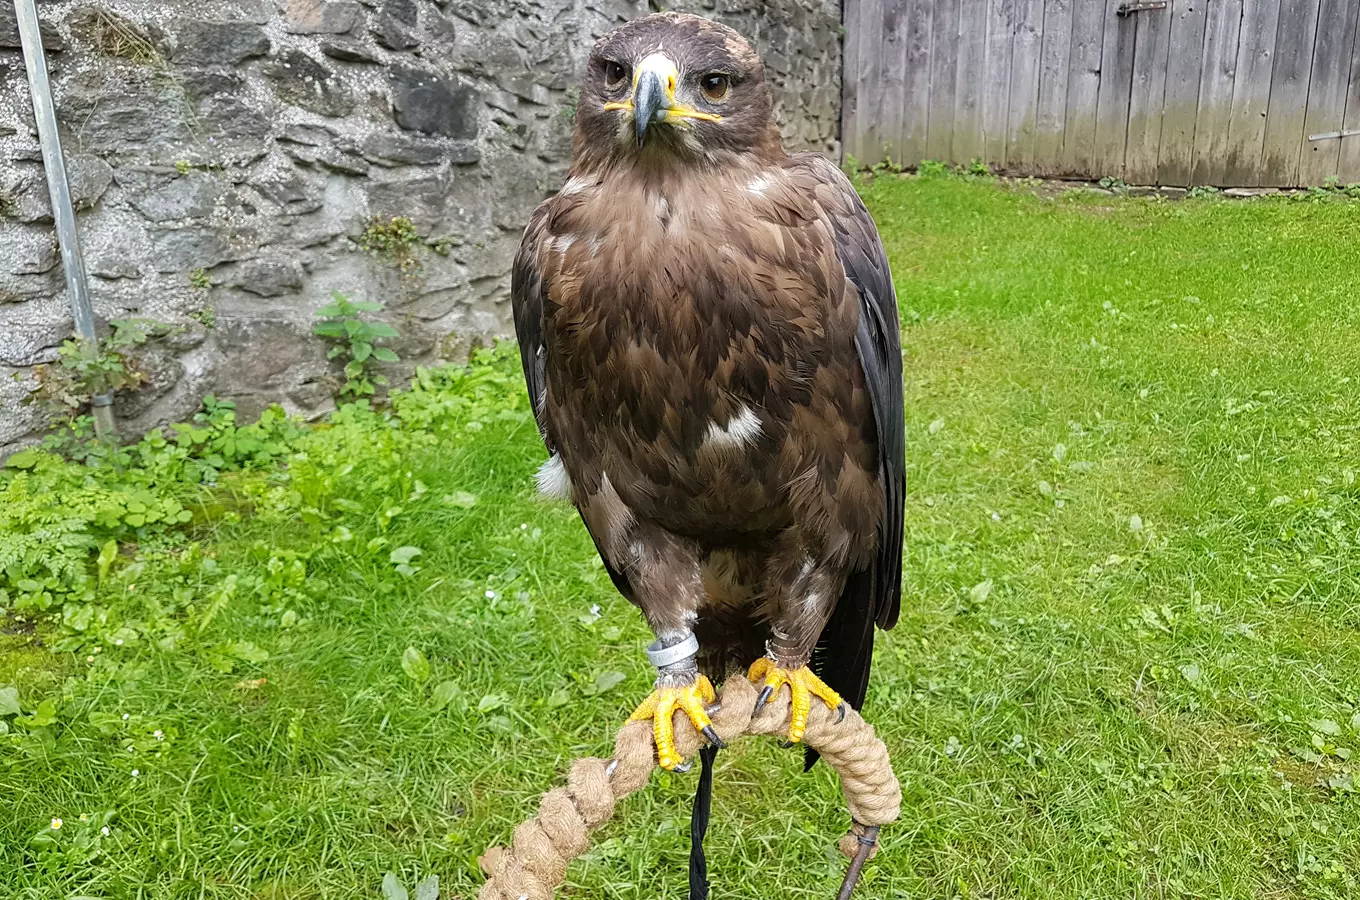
[153,730,164,741]
[485,590,496,599]
[121,713,130,721]
[520,523,527,530]
[131,769,140,777]
[86,656,95,663]
[101,826,111,836]
[79,814,88,822]
[50,818,63,830]
[114,639,124,646]
[590,604,602,617]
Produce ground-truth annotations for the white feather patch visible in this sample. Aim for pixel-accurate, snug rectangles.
[748,174,774,196]
[703,405,762,450]
[535,454,572,498]
[559,176,590,195]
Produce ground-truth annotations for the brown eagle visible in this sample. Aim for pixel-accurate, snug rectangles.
[512,13,903,777]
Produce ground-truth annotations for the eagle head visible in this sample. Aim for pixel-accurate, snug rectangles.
[575,13,780,162]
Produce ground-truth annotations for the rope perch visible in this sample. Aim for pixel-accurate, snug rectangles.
[477,675,901,900]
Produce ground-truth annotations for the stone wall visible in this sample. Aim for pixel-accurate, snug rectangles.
[0,0,841,452]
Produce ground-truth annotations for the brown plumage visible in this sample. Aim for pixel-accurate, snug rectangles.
[512,13,904,773]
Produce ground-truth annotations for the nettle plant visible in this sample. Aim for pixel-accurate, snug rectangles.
[26,319,154,423]
[312,291,401,400]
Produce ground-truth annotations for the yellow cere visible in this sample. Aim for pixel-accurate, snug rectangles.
[602,52,723,124]
[601,99,722,124]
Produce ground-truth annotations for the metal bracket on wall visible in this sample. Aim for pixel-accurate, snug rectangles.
[1308,128,1360,142]
[14,0,118,443]
[1116,1,1168,15]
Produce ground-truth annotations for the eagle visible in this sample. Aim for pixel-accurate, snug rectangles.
[512,8,902,815]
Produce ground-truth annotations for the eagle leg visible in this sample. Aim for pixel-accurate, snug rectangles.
[629,674,722,770]
[748,657,846,745]
[752,541,851,744]
[626,631,724,769]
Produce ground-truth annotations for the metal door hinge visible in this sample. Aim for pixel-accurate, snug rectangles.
[1308,128,1360,142]
[1117,1,1168,15]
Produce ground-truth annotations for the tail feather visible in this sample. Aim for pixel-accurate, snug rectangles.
[806,566,878,771]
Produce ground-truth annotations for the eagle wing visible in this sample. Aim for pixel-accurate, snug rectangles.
[511,198,638,603]
[511,202,551,443]
[793,154,905,723]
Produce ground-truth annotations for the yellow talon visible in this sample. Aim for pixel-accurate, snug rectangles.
[747,658,843,744]
[628,674,718,770]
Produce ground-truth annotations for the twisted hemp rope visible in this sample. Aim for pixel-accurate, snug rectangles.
[477,674,902,900]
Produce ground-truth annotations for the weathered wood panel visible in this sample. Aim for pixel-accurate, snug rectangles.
[1093,2,1136,177]
[1190,0,1243,185]
[927,0,963,159]
[1261,0,1324,185]
[1157,0,1209,185]
[899,0,936,164]
[1336,13,1360,181]
[1065,0,1112,175]
[982,0,1016,166]
[1033,0,1074,174]
[1006,0,1045,165]
[840,0,869,162]
[1223,0,1284,184]
[876,0,909,163]
[954,0,991,160]
[844,0,1360,187]
[1298,0,1359,184]
[1125,2,1175,183]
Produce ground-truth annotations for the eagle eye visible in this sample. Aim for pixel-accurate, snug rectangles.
[700,73,730,102]
[603,60,629,90]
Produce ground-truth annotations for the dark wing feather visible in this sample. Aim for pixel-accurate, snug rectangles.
[794,155,904,765]
[511,198,638,604]
[511,202,551,443]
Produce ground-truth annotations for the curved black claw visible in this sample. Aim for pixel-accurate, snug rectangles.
[753,684,774,713]
[673,759,693,774]
[836,702,848,724]
[777,739,795,749]
[701,725,727,749]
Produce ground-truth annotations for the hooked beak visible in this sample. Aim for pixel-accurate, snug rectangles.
[603,52,722,146]
[633,67,666,146]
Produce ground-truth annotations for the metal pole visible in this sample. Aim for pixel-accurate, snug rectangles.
[14,0,117,443]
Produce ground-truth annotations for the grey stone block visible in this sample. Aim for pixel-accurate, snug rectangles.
[171,19,271,66]
[265,49,355,118]
[390,66,479,138]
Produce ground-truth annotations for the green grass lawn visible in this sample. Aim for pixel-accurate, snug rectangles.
[5,175,1360,899]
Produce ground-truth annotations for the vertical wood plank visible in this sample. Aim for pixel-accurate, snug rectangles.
[1006,0,1045,167]
[899,0,937,166]
[1190,0,1244,184]
[1336,7,1360,181]
[1260,0,1323,185]
[1125,6,1174,183]
[840,0,858,161]
[1092,1,1137,178]
[1157,0,1210,185]
[1033,0,1074,174]
[927,0,963,160]
[875,0,908,164]
[955,0,991,162]
[1223,0,1283,185]
[982,0,1016,167]
[1298,0,1358,184]
[1064,0,1113,176]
